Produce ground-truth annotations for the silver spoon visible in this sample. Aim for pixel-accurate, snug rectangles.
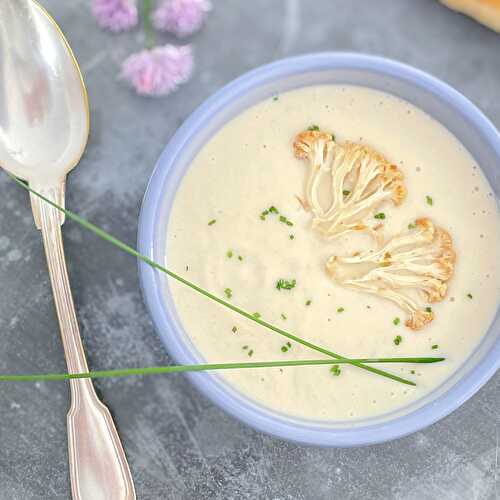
[0,2,135,499]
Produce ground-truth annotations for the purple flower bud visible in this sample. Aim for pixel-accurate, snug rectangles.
[92,0,138,33]
[152,0,212,37]
[121,44,194,96]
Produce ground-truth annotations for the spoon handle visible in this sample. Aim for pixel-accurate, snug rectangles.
[31,182,136,500]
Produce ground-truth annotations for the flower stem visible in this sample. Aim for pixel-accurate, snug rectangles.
[10,175,430,387]
[143,0,155,48]
[0,357,444,382]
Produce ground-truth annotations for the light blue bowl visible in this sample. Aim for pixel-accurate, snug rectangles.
[138,53,500,447]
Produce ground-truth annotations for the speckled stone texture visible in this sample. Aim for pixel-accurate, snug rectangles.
[0,1,498,498]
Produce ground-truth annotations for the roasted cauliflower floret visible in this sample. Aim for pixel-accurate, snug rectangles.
[326,218,456,330]
[293,130,407,241]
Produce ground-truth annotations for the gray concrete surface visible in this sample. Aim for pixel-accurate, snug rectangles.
[0,0,498,498]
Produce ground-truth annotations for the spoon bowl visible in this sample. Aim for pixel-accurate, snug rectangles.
[0,0,88,186]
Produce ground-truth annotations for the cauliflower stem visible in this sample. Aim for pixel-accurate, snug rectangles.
[293,130,407,241]
[326,218,456,330]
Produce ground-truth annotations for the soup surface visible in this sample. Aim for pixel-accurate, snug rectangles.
[166,85,499,420]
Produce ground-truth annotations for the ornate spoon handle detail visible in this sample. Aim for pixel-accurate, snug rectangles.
[31,182,135,500]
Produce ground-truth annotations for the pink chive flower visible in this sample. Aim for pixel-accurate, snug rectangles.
[91,0,138,32]
[152,0,212,37]
[121,45,194,96]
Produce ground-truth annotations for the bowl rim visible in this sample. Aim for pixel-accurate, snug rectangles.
[138,52,500,447]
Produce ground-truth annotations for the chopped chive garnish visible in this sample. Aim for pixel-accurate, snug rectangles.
[242,345,248,350]
[289,234,295,240]
[467,293,473,299]
[252,312,261,319]
[226,250,233,258]
[208,219,216,226]
[306,299,312,306]
[279,215,294,226]
[248,349,254,357]
[411,370,416,375]
[330,365,341,376]
[393,335,402,346]
[431,344,439,350]
[276,278,297,291]
[280,343,292,353]
[308,125,320,131]
[238,255,243,261]
[408,222,416,230]
[261,206,293,226]
[425,306,432,313]
[281,313,287,320]
[224,288,232,299]
[260,209,269,220]
[426,195,433,206]
[337,307,345,313]
[331,133,335,141]
[343,190,351,196]
[374,212,386,220]
[273,96,279,101]
[232,326,237,333]
[393,317,400,326]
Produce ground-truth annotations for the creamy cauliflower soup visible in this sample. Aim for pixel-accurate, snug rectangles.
[166,85,499,420]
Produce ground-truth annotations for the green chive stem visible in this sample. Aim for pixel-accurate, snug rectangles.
[0,357,444,382]
[10,175,432,387]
